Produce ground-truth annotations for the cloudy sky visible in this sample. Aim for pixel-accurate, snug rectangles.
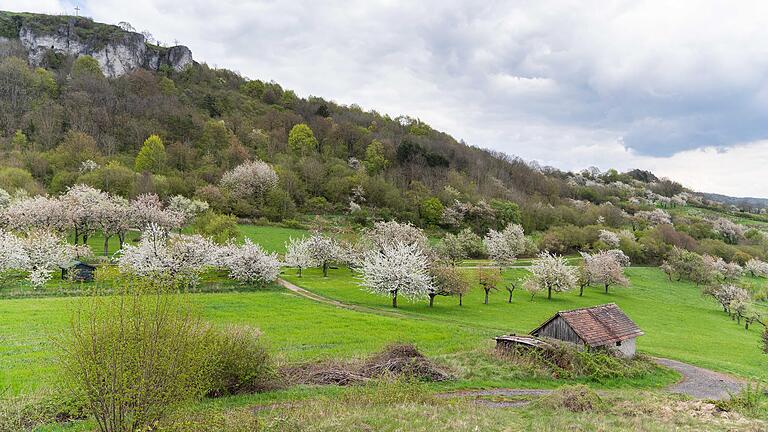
[10,1,768,197]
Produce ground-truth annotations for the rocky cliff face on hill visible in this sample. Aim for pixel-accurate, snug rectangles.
[0,11,193,77]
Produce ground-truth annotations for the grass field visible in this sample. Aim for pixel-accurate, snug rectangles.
[284,266,768,380]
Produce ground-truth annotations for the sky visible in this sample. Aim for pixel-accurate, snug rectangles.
[9,0,768,197]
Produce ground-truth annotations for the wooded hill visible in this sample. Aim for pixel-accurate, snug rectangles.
[2,11,768,262]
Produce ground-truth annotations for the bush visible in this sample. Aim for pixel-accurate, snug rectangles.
[208,325,278,396]
[193,211,241,244]
[60,284,215,432]
[498,341,661,381]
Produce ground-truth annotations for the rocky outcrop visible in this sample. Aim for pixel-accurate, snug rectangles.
[6,13,193,77]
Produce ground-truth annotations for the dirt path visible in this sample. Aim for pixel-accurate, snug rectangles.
[653,357,746,400]
[277,278,409,319]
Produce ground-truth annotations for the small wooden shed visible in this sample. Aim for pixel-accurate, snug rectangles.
[61,260,96,282]
[530,303,643,357]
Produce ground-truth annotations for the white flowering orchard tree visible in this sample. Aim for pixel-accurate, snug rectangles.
[598,229,620,248]
[167,195,209,226]
[523,251,577,300]
[0,230,29,273]
[94,196,132,255]
[582,250,630,294]
[745,258,768,278]
[634,209,672,227]
[306,233,342,277]
[483,223,526,266]
[219,239,280,286]
[117,225,217,286]
[23,230,86,288]
[704,284,750,314]
[5,195,67,232]
[130,194,184,233]
[363,220,430,253]
[358,241,434,308]
[702,254,743,282]
[61,185,110,245]
[711,218,745,244]
[284,237,317,277]
[220,160,278,201]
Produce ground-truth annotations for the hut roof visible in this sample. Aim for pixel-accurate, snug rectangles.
[530,303,643,346]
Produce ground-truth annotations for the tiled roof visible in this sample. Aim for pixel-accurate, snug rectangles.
[531,303,643,346]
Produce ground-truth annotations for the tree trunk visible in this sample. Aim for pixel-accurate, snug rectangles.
[459,294,463,306]
[547,285,552,300]
[604,283,609,294]
[298,267,302,277]
[392,290,398,308]
[579,285,585,296]
[322,261,329,277]
[103,236,110,256]
[118,232,125,249]
[429,293,435,307]
[73,227,79,245]
[508,290,513,303]
[484,289,489,305]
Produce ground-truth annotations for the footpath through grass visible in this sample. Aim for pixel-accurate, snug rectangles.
[284,266,768,380]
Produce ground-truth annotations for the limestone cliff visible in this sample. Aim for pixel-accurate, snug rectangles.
[0,11,193,77]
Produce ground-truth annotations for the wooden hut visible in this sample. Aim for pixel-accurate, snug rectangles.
[530,303,643,357]
[61,260,97,282]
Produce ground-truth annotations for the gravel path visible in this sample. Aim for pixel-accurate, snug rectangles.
[654,357,746,400]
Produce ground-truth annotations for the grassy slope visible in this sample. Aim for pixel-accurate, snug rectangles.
[284,266,768,380]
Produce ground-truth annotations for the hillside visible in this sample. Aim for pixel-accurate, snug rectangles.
[4,11,768,432]
[1,11,768,259]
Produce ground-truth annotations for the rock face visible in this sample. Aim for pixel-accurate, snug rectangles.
[8,13,193,77]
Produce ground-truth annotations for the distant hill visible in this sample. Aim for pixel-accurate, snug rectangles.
[700,193,768,210]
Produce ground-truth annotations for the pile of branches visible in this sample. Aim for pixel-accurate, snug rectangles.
[281,343,451,386]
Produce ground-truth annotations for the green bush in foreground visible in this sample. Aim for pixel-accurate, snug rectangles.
[60,284,216,432]
[208,324,278,396]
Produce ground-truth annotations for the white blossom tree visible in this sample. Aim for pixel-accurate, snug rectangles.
[0,229,29,273]
[25,230,86,288]
[582,250,630,294]
[598,229,620,248]
[483,223,526,266]
[117,225,217,286]
[130,194,183,232]
[284,237,317,277]
[4,195,66,232]
[358,241,434,308]
[219,239,280,286]
[306,233,342,277]
[363,220,430,253]
[523,251,577,300]
[219,160,278,201]
[704,284,750,314]
[711,218,744,244]
[745,258,768,278]
[167,195,209,226]
[94,196,132,255]
[61,185,110,245]
[635,209,672,226]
